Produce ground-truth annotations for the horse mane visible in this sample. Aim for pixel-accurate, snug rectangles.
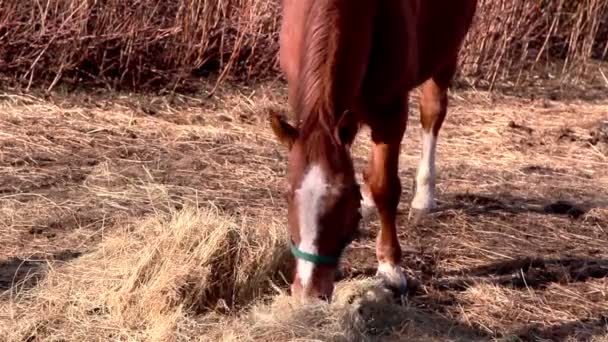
[294,1,375,149]
[295,1,339,142]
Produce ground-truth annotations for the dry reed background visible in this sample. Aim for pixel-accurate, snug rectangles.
[1,0,607,91]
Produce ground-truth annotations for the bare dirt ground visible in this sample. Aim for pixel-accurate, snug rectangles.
[0,81,607,341]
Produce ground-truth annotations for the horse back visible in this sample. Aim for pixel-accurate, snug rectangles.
[361,0,477,106]
[416,0,478,82]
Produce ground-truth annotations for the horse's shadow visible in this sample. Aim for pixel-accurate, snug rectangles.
[429,192,597,220]
[343,256,608,291]
[439,255,608,341]
[350,186,607,337]
[340,254,608,341]
[0,250,81,293]
[513,317,608,342]
[349,294,491,341]
[437,256,608,291]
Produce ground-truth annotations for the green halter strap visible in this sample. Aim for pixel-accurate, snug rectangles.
[289,241,341,265]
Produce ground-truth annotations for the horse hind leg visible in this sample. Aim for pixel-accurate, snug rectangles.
[409,58,457,223]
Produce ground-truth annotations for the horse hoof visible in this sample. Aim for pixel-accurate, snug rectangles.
[375,263,408,296]
[408,207,430,225]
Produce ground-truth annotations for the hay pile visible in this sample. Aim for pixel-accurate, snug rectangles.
[0,206,470,342]
[0,207,291,341]
[208,279,419,342]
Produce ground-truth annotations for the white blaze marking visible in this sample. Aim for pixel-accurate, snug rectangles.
[295,164,328,287]
[412,131,437,210]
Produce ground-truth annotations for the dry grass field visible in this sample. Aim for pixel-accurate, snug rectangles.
[0,81,607,341]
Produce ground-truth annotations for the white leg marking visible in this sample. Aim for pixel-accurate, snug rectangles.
[360,186,377,220]
[376,262,408,290]
[411,131,437,211]
[295,164,328,287]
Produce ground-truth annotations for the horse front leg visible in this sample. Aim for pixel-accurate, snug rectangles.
[361,100,408,294]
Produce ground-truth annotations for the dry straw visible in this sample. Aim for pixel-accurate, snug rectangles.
[0,206,291,341]
[0,205,468,342]
[0,79,606,341]
[0,0,606,91]
[461,0,608,89]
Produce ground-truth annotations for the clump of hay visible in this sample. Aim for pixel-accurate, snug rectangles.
[1,206,290,341]
[201,277,487,342]
[204,278,409,342]
[0,204,469,342]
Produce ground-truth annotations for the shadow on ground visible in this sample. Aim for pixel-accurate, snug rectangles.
[0,250,81,292]
[437,256,608,290]
[432,192,602,220]
[341,185,608,341]
[513,316,608,342]
[342,254,608,341]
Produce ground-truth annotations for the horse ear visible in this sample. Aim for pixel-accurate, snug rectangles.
[334,110,358,147]
[269,110,298,149]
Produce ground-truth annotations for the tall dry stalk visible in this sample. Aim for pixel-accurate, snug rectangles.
[0,0,606,91]
[0,0,280,91]
[460,0,608,88]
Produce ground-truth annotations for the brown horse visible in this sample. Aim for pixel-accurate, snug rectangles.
[270,0,478,300]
